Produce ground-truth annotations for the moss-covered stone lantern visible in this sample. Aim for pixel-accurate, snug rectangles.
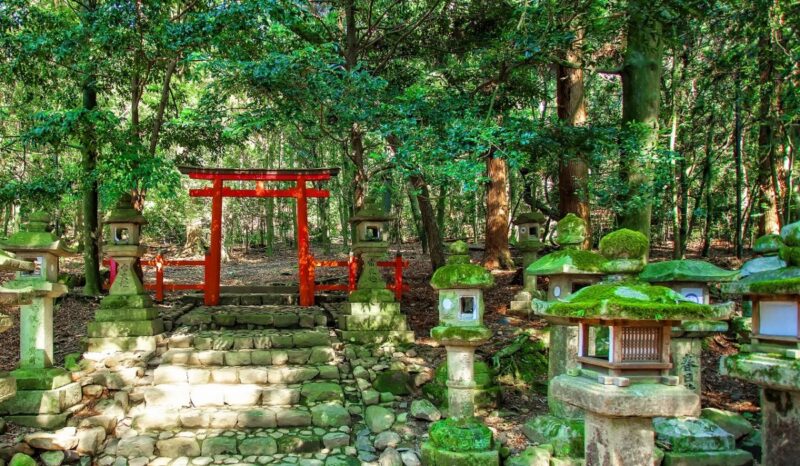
[0,212,80,429]
[338,203,413,344]
[86,195,164,353]
[0,249,35,405]
[422,241,500,466]
[639,259,738,394]
[532,229,732,466]
[721,221,800,465]
[509,211,547,314]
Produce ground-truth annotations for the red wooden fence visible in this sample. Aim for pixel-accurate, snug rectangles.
[311,253,409,301]
[105,254,206,302]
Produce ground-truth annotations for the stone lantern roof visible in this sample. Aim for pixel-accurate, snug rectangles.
[103,194,147,225]
[1,212,74,256]
[430,241,494,290]
[0,249,34,272]
[513,211,546,225]
[349,202,394,223]
[740,234,786,277]
[555,213,587,249]
[640,259,739,284]
[725,221,800,296]
[534,282,731,323]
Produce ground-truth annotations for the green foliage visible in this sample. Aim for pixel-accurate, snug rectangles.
[491,332,549,392]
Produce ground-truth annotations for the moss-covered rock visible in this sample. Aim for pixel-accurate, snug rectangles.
[535,282,728,321]
[779,245,800,267]
[640,260,739,283]
[754,234,783,255]
[781,221,800,247]
[556,214,587,248]
[725,266,800,295]
[599,229,648,264]
[514,211,546,225]
[373,370,412,395]
[429,417,495,452]
[522,415,585,458]
[526,249,605,276]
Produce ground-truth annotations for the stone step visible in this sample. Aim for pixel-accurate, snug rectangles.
[115,426,352,459]
[177,305,330,330]
[161,346,336,367]
[131,403,353,432]
[153,365,341,387]
[144,374,344,408]
[168,329,333,351]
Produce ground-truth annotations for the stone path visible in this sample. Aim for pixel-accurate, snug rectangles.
[95,305,361,466]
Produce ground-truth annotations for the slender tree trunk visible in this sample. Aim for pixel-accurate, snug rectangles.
[483,151,513,269]
[408,189,428,254]
[734,77,745,258]
[436,186,447,239]
[410,174,445,270]
[617,0,663,239]
[701,128,715,256]
[556,29,591,247]
[755,25,780,235]
[81,73,102,296]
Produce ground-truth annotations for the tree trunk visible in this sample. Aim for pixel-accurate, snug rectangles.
[556,30,591,247]
[410,174,445,271]
[436,186,447,239]
[81,73,102,296]
[616,0,663,239]
[483,152,513,269]
[755,26,780,235]
[408,189,428,254]
[734,76,744,258]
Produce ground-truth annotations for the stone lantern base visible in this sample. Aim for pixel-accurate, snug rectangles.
[721,352,800,465]
[420,417,500,466]
[670,320,729,396]
[0,367,81,429]
[337,300,414,345]
[87,294,165,353]
[551,375,700,466]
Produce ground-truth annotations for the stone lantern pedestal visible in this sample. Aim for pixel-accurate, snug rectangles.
[0,213,79,429]
[87,195,164,353]
[720,221,800,465]
[338,204,413,344]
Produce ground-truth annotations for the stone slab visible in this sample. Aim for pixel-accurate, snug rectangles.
[0,382,81,415]
[87,319,164,337]
[0,374,16,403]
[4,413,69,429]
[653,417,734,452]
[86,335,161,353]
[11,367,72,390]
[662,450,753,466]
[95,307,159,322]
[551,375,700,418]
[338,330,415,344]
[720,353,800,392]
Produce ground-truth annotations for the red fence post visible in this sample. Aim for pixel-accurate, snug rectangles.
[155,254,165,303]
[348,252,357,292]
[394,254,403,301]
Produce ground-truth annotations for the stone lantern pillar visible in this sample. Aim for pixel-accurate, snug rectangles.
[421,241,500,466]
[0,249,35,405]
[87,195,164,353]
[639,259,738,395]
[337,203,413,344]
[721,221,800,465]
[0,212,80,429]
[533,229,734,466]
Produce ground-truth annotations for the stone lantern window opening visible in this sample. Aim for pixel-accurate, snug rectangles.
[459,295,478,321]
[516,222,542,243]
[20,256,43,279]
[571,281,592,294]
[364,223,383,242]
[679,287,704,304]
[114,226,130,244]
[752,298,800,341]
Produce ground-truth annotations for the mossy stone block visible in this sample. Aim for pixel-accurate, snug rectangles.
[506,446,551,466]
[700,408,754,440]
[87,319,164,337]
[95,307,159,322]
[300,382,344,404]
[99,294,153,310]
[9,454,36,466]
[200,437,237,456]
[429,418,494,452]
[311,403,351,427]
[522,415,584,458]
[662,449,753,466]
[654,417,735,453]
[0,382,80,415]
[421,441,500,466]
[10,367,71,390]
[276,433,322,453]
[599,229,649,260]
[4,413,69,430]
[373,370,412,396]
[238,437,277,456]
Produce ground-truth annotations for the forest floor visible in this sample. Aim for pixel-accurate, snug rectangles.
[0,239,760,450]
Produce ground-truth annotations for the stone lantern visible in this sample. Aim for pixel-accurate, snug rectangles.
[0,249,34,405]
[533,229,732,466]
[639,259,738,394]
[517,214,604,392]
[87,195,164,352]
[422,241,500,466]
[509,211,546,314]
[338,203,413,344]
[721,221,800,465]
[0,212,80,429]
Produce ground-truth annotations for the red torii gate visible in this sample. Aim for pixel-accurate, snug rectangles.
[179,166,340,307]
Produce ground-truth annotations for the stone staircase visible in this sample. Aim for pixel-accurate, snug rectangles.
[115,305,360,465]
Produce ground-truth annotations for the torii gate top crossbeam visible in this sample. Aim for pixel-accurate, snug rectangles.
[179,166,340,181]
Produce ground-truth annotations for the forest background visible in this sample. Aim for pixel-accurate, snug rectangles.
[0,0,797,295]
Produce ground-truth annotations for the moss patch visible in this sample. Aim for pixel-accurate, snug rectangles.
[514,211,546,224]
[539,281,724,320]
[556,214,587,247]
[429,417,495,452]
[431,325,492,342]
[526,249,605,276]
[431,264,494,290]
[754,234,783,254]
[781,221,800,247]
[725,266,800,295]
[639,260,739,283]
